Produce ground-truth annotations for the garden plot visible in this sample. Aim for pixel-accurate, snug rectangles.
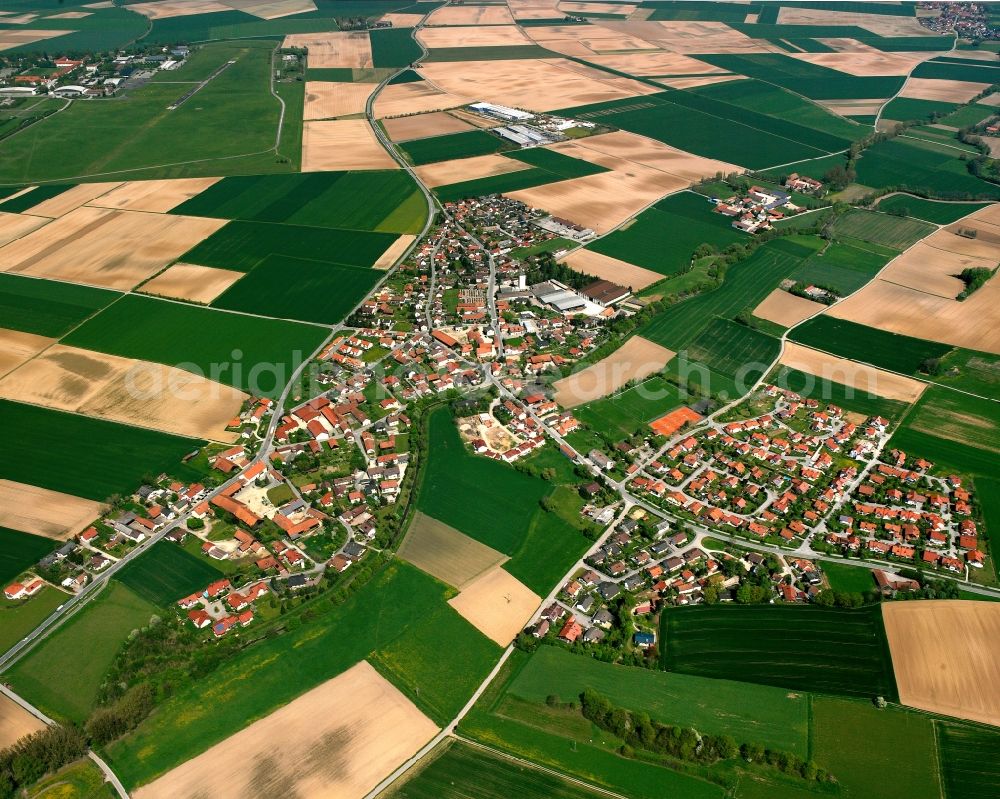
[778,342,926,404]
[0,345,246,442]
[87,178,222,213]
[398,512,507,590]
[561,248,663,291]
[282,31,373,68]
[139,263,243,304]
[0,206,225,291]
[0,327,53,378]
[884,600,1000,727]
[414,153,531,189]
[302,120,398,171]
[553,335,674,408]
[752,288,825,328]
[22,182,121,218]
[383,111,475,141]
[303,82,375,120]
[133,661,439,799]
[0,480,104,541]
[448,566,540,646]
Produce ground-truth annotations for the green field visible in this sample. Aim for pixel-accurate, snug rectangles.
[0,3,148,56]
[881,97,959,123]
[370,26,423,68]
[640,237,819,350]
[811,697,940,799]
[0,183,76,213]
[399,130,513,166]
[939,102,998,128]
[115,541,224,607]
[913,59,1000,84]
[789,316,952,375]
[0,587,63,656]
[181,219,399,272]
[24,757,118,799]
[4,583,158,723]
[766,366,911,420]
[170,171,425,233]
[587,191,745,277]
[509,646,809,754]
[391,739,608,799]
[832,208,935,250]
[893,386,1000,460]
[790,241,888,295]
[573,376,684,438]
[106,561,500,789]
[62,294,329,397]
[424,45,554,61]
[855,137,1000,200]
[937,720,1000,799]
[821,561,876,594]
[0,274,119,338]
[659,604,897,699]
[0,399,201,502]
[888,426,997,479]
[0,41,290,182]
[684,317,780,387]
[874,193,993,225]
[212,254,382,324]
[506,147,610,179]
[0,527,56,585]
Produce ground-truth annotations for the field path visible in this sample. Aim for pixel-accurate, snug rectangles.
[874,31,958,128]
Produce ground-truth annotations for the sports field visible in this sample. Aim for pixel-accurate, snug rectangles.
[874,194,994,225]
[789,316,952,375]
[115,541,225,607]
[62,294,328,397]
[587,191,744,277]
[509,646,809,754]
[0,399,201,503]
[0,41,289,182]
[3,582,158,723]
[831,209,935,251]
[170,171,425,234]
[390,739,608,799]
[937,721,1000,799]
[106,561,499,789]
[0,274,119,338]
[0,526,56,585]
[659,604,898,699]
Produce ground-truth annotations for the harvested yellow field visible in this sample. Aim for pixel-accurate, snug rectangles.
[0,480,104,541]
[86,177,221,213]
[899,77,991,103]
[561,1,637,14]
[414,153,531,189]
[418,58,657,113]
[778,342,926,403]
[590,20,779,54]
[134,661,438,799]
[426,4,514,25]
[657,75,748,90]
[282,31,372,68]
[222,0,317,20]
[585,51,728,76]
[302,120,398,171]
[0,345,247,442]
[553,335,675,407]
[398,512,507,589]
[448,566,540,646]
[776,6,934,37]
[129,0,229,19]
[48,11,93,18]
[418,24,529,49]
[508,167,687,233]
[0,206,225,291]
[373,234,417,270]
[789,51,931,76]
[303,81,374,120]
[0,327,53,378]
[938,219,1000,257]
[880,240,991,299]
[828,278,1000,355]
[884,601,1000,727]
[818,99,885,117]
[551,131,742,179]
[380,12,425,27]
[561,248,663,291]
[508,0,562,20]
[20,182,121,218]
[525,23,660,55]
[140,263,244,304]
[753,289,826,328]
[0,695,45,751]
[0,30,73,51]
[383,110,475,141]
[374,82,472,118]
[0,211,49,247]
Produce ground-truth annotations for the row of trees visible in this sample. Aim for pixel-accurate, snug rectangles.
[0,725,86,799]
[579,688,832,783]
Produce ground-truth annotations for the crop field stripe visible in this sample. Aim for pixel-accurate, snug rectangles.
[399,130,513,166]
[0,527,56,585]
[371,27,423,68]
[0,399,201,503]
[507,148,609,179]
[0,184,77,213]
[855,137,1000,200]
[873,194,994,225]
[937,720,1000,799]
[434,167,559,203]
[115,541,224,607]
[0,274,120,338]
